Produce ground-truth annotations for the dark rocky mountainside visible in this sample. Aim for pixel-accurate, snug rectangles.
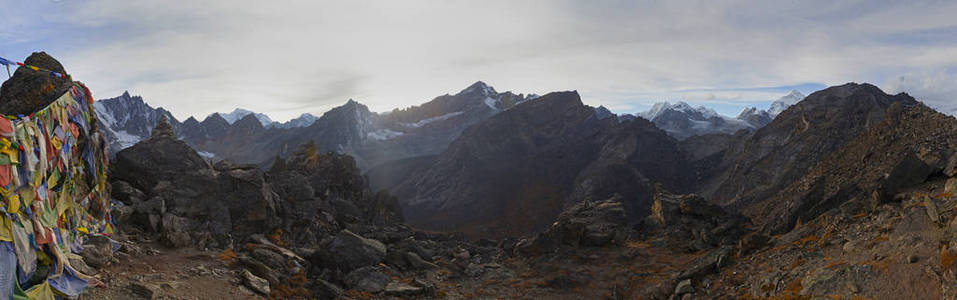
[705,83,918,211]
[748,101,957,233]
[388,91,695,238]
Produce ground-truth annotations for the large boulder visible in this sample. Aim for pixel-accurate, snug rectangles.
[644,186,750,252]
[81,235,116,269]
[0,52,73,115]
[517,196,629,256]
[310,230,387,272]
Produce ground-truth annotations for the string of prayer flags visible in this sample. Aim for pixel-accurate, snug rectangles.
[0,56,71,80]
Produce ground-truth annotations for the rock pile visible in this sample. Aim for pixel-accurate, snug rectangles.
[516,196,629,256]
[0,52,74,115]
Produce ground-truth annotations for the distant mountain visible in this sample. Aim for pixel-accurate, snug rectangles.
[637,90,808,140]
[384,91,694,237]
[593,105,615,120]
[768,90,805,117]
[735,107,772,128]
[734,90,807,129]
[93,91,181,155]
[110,81,539,169]
[271,113,319,128]
[637,101,754,140]
[212,108,273,126]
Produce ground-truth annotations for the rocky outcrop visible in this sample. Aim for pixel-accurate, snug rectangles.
[0,52,74,115]
[111,118,281,246]
[517,196,629,256]
[644,186,750,252]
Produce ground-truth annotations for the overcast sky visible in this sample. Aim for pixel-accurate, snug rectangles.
[2,0,956,121]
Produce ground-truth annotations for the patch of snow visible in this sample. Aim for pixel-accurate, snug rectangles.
[366,129,404,141]
[114,130,143,149]
[723,116,756,128]
[484,97,499,110]
[214,108,273,126]
[93,101,117,128]
[402,111,464,128]
[271,113,318,128]
[197,151,216,159]
[688,119,713,131]
[639,102,672,120]
[694,106,719,119]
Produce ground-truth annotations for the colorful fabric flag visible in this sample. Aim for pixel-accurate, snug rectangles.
[0,79,111,297]
[0,56,71,79]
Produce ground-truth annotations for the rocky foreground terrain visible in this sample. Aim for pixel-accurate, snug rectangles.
[80,108,957,299]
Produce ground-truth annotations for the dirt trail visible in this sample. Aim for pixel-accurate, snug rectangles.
[79,242,263,300]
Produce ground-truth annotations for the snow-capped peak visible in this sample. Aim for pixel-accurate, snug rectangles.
[768,90,806,117]
[639,102,672,120]
[638,101,719,120]
[214,108,273,126]
[460,81,498,97]
[270,113,319,129]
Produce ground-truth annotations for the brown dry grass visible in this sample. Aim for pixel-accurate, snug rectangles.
[940,246,957,273]
[218,249,237,265]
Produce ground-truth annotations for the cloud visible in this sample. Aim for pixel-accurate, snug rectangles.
[1,1,956,121]
[883,69,957,115]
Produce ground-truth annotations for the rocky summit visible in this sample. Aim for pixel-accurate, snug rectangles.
[0,52,74,115]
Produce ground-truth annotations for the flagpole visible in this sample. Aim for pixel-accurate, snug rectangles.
[2,52,9,78]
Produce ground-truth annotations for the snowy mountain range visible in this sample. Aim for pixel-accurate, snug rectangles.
[212,108,274,126]
[627,90,808,140]
[92,84,807,167]
[92,81,538,168]
[273,113,319,129]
